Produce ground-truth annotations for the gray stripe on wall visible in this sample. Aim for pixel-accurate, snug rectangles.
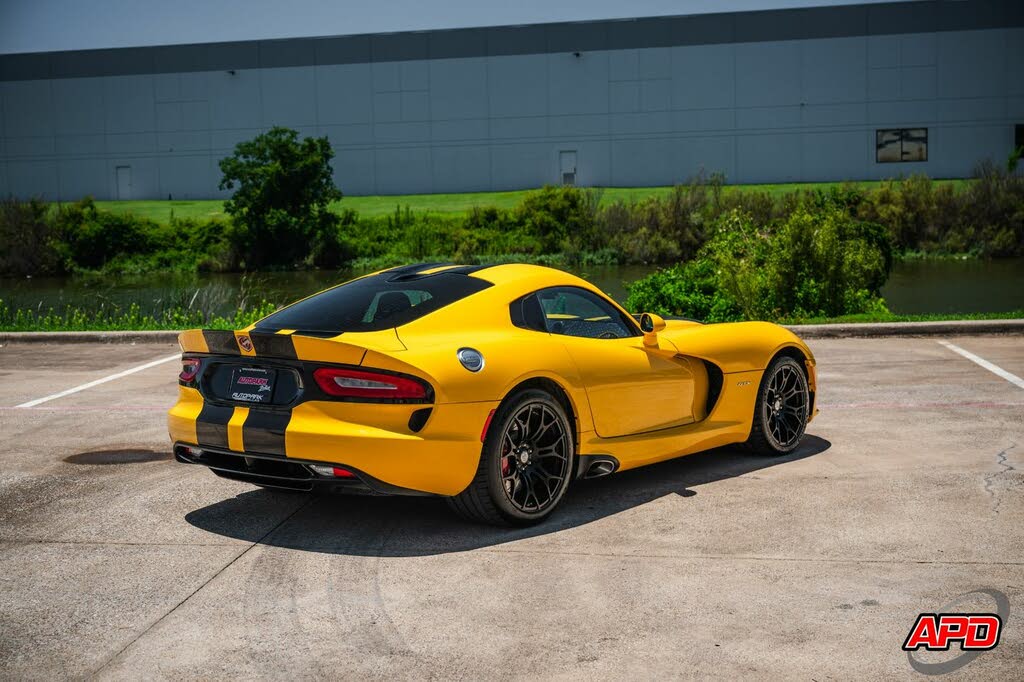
[1,0,1022,82]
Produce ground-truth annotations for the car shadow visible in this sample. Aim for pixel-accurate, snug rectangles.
[185,434,831,557]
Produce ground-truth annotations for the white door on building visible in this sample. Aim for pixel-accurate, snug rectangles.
[559,150,577,186]
[116,166,132,200]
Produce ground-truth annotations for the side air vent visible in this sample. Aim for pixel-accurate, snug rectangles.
[704,360,724,417]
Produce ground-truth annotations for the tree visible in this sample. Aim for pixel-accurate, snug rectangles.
[218,127,343,268]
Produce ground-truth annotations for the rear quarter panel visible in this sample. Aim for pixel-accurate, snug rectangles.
[364,327,596,433]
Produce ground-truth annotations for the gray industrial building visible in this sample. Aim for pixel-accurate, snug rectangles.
[0,0,1022,200]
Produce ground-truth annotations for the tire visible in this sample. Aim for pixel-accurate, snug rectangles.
[448,388,574,526]
[745,355,810,456]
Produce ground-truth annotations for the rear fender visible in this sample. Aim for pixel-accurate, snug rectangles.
[363,331,596,433]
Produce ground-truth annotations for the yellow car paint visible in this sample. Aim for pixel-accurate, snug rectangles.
[168,263,816,497]
[167,385,203,444]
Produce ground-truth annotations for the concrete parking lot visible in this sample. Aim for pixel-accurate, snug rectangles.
[1,335,1022,679]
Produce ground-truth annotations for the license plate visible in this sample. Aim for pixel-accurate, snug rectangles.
[229,367,276,403]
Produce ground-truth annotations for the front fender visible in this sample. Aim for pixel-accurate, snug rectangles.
[661,321,813,373]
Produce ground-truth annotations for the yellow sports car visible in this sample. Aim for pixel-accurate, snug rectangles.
[169,263,817,525]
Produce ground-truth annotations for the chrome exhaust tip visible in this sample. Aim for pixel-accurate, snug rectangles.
[583,457,618,479]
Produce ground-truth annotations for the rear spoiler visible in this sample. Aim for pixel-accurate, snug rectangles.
[177,329,405,363]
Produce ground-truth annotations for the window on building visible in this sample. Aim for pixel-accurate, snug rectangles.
[876,128,928,163]
[1015,124,1023,150]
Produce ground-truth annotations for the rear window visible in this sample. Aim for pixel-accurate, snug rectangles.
[254,271,492,334]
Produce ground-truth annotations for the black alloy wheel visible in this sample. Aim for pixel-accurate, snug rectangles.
[746,356,810,455]
[448,388,574,526]
[498,402,571,514]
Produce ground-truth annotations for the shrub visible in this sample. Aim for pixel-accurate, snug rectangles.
[625,258,742,322]
[853,167,1024,257]
[52,197,160,270]
[626,207,892,322]
[597,172,734,264]
[514,185,599,252]
[957,161,1024,257]
[218,127,343,268]
[0,197,62,276]
[309,208,357,268]
[4,165,1021,280]
[41,198,233,274]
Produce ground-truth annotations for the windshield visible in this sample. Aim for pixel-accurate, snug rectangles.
[254,271,492,334]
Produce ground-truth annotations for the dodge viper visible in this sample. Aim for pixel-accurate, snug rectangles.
[169,262,817,525]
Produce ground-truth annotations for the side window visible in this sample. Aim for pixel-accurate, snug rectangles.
[534,287,638,339]
[510,293,547,332]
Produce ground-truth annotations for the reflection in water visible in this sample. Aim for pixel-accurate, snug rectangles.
[2,258,1022,317]
[880,257,1024,314]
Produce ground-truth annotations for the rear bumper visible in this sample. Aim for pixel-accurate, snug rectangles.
[173,443,435,496]
[168,386,498,496]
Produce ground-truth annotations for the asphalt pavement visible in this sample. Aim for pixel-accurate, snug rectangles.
[0,335,1021,679]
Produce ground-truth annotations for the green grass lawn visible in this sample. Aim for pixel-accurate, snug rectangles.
[93,179,971,224]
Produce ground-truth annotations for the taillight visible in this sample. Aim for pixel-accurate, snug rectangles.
[179,358,201,382]
[313,367,428,400]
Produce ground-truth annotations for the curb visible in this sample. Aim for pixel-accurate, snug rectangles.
[785,319,1024,339]
[0,330,181,345]
[1,320,1022,344]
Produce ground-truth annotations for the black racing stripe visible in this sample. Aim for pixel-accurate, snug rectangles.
[249,332,297,359]
[242,408,291,456]
[383,262,450,278]
[291,330,338,338]
[251,326,338,338]
[447,264,493,275]
[195,403,233,448]
[203,330,240,355]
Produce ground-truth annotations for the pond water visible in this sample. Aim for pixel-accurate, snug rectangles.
[2,258,1022,319]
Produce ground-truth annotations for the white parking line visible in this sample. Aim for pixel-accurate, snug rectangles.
[938,340,1024,390]
[15,353,181,408]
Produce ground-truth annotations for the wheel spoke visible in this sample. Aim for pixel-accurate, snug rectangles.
[537,436,567,458]
[535,419,558,445]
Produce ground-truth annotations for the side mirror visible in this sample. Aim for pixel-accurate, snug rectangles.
[640,313,666,346]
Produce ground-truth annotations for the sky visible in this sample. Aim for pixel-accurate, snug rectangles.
[0,0,916,55]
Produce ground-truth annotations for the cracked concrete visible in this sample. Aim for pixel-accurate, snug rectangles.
[983,444,1018,516]
[0,335,1022,679]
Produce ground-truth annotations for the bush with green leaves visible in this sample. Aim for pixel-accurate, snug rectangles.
[52,197,161,270]
[32,197,232,275]
[514,185,600,252]
[2,166,1021,279]
[0,197,61,276]
[956,160,1024,256]
[625,257,742,322]
[626,207,892,322]
[219,126,343,268]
